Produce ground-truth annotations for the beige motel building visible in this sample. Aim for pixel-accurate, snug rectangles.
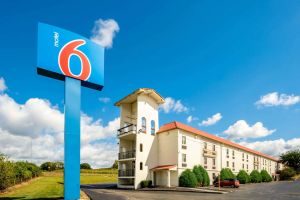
[115,88,281,189]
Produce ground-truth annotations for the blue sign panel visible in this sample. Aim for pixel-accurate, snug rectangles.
[37,22,104,90]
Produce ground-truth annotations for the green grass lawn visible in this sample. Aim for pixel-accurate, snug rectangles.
[0,170,117,199]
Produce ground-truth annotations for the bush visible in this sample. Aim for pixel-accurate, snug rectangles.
[140,180,152,188]
[220,168,235,181]
[260,170,272,182]
[193,165,204,186]
[237,170,250,184]
[279,167,296,180]
[80,163,92,169]
[0,155,15,190]
[203,170,210,186]
[40,162,56,171]
[250,170,262,183]
[192,165,210,186]
[179,169,198,188]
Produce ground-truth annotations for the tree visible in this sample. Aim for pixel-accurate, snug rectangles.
[220,168,235,180]
[111,160,118,169]
[260,170,272,182]
[179,169,198,188]
[237,170,250,184]
[0,154,15,190]
[80,163,92,169]
[280,150,300,172]
[193,165,204,186]
[40,162,56,171]
[250,170,262,183]
[279,167,296,180]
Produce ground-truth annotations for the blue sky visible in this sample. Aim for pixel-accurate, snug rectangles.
[1,0,300,167]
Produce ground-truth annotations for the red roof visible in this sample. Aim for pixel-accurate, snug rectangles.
[157,121,278,162]
[151,165,177,170]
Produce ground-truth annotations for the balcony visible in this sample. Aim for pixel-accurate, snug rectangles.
[117,124,137,138]
[118,169,135,177]
[118,151,136,160]
[203,149,217,157]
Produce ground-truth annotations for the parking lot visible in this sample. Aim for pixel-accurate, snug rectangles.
[82,179,300,200]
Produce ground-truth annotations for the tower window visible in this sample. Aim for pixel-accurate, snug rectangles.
[151,120,155,135]
[140,143,143,152]
[141,117,146,133]
[140,162,143,170]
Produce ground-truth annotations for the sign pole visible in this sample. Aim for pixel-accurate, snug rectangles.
[64,77,81,200]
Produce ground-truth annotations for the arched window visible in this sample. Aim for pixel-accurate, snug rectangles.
[141,117,146,133]
[151,120,155,135]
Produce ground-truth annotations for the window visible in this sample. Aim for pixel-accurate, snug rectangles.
[213,158,216,166]
[242,164,244,169]
[182,136,186,145]
[151,120,155,135]
[204,157,207,165]
[140,162,143,170]
[242,153,244,158]
[212,173,216,180]
[213,145,216,151]
[226,149,229,158]
[232,162,235,168]
[226,161,229,167]
[182,154,187,163]
[204,142,207,149]
[140,143,143,152]
[141,117,146,133]
[247,164,248,169]
[232,150,235,158]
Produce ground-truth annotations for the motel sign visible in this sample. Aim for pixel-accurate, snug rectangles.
[37,23,104,200]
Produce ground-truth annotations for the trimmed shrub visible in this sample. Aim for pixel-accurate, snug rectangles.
[279,167,296,180]
[203,170,210,186]
[192,165,210,186]
[260,170,272,182]
[179,169,198,188]
[193,165,204,186]
[250,170,262,183]
[237,170,250,184]
[220,168,235,181]
[140,180,152,188]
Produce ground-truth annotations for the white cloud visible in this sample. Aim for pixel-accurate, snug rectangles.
[187,115,198,123]
[0,88,119,168]
[199,113,222,126]
[239,138,300,157]
[160,97,188,113]
[91,19,119,48]
[99,97,111,103]
[0,77,7,92]
[256,92,300,107]
[224,120,276,140]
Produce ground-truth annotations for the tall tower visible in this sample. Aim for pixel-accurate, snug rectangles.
[114,88,165,189]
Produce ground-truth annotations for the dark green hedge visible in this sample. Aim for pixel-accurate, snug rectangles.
[179,169,198,188]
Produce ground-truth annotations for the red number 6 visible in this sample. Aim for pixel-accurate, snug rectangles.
[58,39,91,81]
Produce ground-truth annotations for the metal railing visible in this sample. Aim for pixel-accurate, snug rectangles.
[118,151,136,160]
[118,169,135,177]
[117,124,137,136]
